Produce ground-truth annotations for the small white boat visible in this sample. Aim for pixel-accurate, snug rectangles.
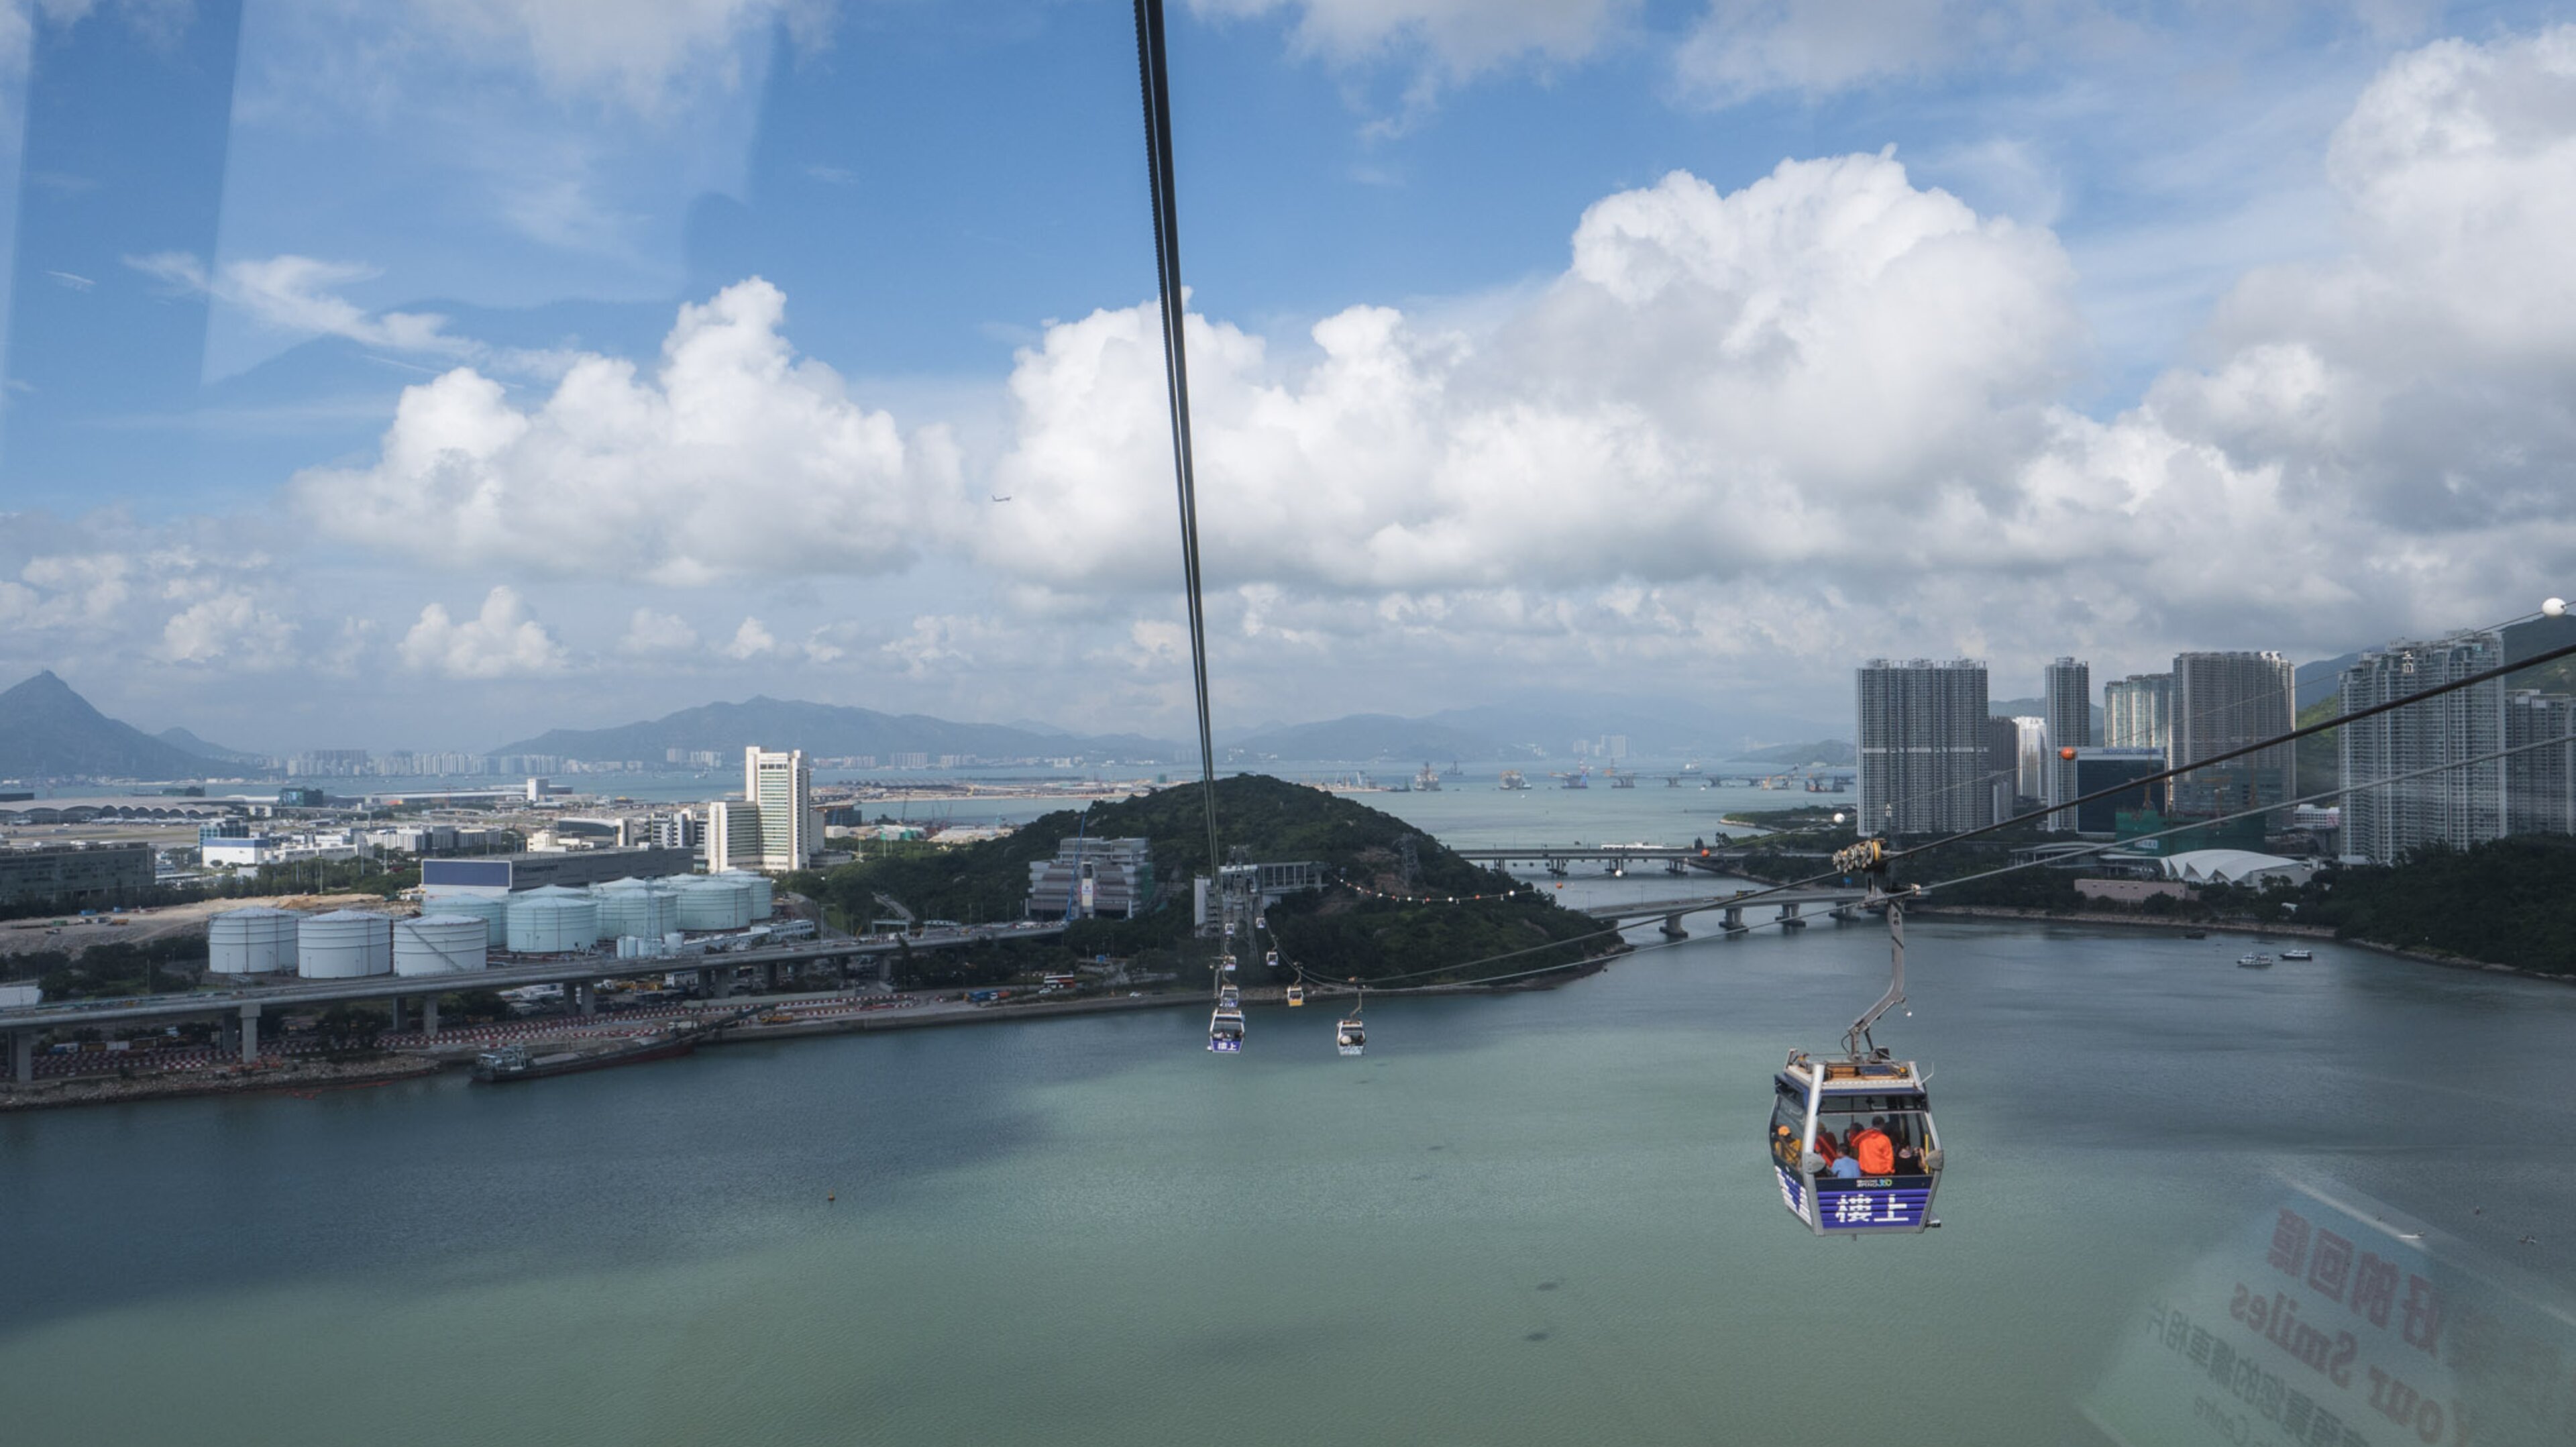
[2280,949,2313,961]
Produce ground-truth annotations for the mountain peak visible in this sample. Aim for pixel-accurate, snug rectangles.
[0,672,218,780]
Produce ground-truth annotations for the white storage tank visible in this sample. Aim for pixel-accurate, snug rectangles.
[207,907,301,975]
[299,910,394,978]
[394,915,488,975]
[506,894,598,954]
[676,877,753,931]
[716,869,775,920]
[594,881,678,943]
[423,892,508,937]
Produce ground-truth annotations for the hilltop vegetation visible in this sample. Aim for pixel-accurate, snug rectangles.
[791,774,1609,987]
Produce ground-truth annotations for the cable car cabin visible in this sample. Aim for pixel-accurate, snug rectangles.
[1219,983,1240,1010]
[1209,1006,1245,1053]
[1222,953,1238,973]
[1265,949,1279,968]
[1768,1051,1943,1235]
[1286,984,1305,1006]
[1336,1017,1364,1056]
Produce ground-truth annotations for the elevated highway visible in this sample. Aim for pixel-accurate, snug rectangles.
[1582,888,1873,940]
[1,920,1066,1082]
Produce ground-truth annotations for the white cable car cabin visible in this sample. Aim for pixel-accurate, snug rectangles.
[1219,983,1240,1009]
[1209,1005,1245,1053]
[1286,983,1305,1006]
[1336,1016,1364,1056]
[1768,1050,1942,1234]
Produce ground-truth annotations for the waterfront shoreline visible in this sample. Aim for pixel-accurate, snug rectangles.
[0,1054,451,1113]
[1909,904,2571,984]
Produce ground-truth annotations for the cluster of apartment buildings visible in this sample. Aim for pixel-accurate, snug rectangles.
[1854,634,2576,865]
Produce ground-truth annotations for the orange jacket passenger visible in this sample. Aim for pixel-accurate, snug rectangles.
[1812,1132,1840,1165]
[1852,1129,1896,1176]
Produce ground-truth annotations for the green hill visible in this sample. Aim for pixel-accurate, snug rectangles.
[794,774,1611,987]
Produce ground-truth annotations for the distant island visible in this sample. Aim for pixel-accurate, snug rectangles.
[794,774,1611,988]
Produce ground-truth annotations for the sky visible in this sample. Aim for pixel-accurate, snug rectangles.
[1,0,2572,754]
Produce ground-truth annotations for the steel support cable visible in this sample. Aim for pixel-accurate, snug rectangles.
[1131,0,1222,895]
[1827,606,2565,857]
[1716,633,2576,910]
[1281,726,2576,991]
[1919,730,2576,898]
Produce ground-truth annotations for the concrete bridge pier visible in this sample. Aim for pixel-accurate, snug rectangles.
[237,1004,262,1062]
[576,982,598,1015]
[1780,902,1807,930]
[1546,858,1567,877]
[421,995,441,1040]
[709,967,733,1000]
[1660,913,1690,941]
[1721,906,1748,936]
[1666,859,1686,875]
[388,995,407,1033]
[10,1028,34,1083]
[219,1011,241,1059]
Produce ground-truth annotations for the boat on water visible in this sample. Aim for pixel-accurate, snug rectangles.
[2237,953,2275,969]
[2181,931,2208,940]
[1413,763,1444,792]
[2280,948,2313,961]
[472,1013,741,1083]
[1498,769,1531,791]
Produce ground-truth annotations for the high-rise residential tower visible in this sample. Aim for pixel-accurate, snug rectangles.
[2104,674,2174,752]
[2504,690,2574,838]
[2041,657,2091,832]
[2339,633,2505,863]
[1856,659,1993,837]
[2170,651,2296,818]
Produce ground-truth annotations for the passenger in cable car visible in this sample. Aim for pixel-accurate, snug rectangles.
[1811,1131,1841,1167]
[1854,1120,1896,1175]
[1829,1152,1861,1180]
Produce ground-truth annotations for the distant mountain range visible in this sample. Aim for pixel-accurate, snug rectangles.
[0,672,228,780]
[157,727,266,765]
[1738,739,1856,766]
[1220,700,1838,763]
[491,696,1180,763]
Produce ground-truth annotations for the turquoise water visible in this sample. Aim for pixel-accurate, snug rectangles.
[5,896,2572,1445]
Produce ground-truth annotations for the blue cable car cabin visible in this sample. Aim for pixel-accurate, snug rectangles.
[1769,1051,1943,1235]
[1208,1005,1245,1053]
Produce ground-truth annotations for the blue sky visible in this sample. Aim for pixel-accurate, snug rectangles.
[3,1,2573,754]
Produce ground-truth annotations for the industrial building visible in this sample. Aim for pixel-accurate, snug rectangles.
[2070,747,2167,834]
[0,841,156,909]
[1026,837,1157,919]
[419,847,695,895]
[1856,659,1994,837]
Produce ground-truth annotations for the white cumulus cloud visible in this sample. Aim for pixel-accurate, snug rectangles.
[156,591,296,668]
[127,252,476,357]
[291,278,951,586]
[1191,0,1633,78]
[398,586,568,678]
[618,608,701,656]
[722,616,780,659]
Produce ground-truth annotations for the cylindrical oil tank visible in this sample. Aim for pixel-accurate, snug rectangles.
[594,886,678,943]
[299,909,394,978]
[394,915,488,975]
[207,907,301,974]
[717,870,775,920]
[423,892,508,937]
[506,894,598,954]
[675,877,753,931]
